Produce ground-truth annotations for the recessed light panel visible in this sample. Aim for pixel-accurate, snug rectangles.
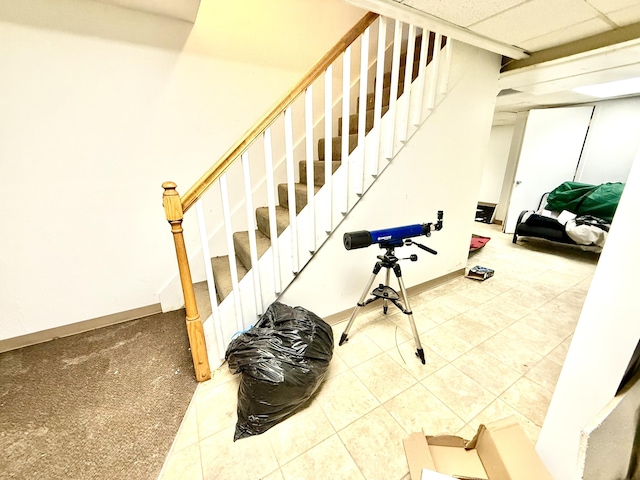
[573,77,640,98]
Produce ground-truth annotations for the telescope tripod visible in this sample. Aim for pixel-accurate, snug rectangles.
[339,245,427,364]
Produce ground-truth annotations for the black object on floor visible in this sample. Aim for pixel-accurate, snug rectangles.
[225,302,333,441]
[475,204,496,223]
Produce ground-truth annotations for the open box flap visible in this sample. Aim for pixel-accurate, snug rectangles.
[404,431,436,480]
[426,435,470,448]
[476,417,553,480]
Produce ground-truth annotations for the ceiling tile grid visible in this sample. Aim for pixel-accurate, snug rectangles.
[607,3,640,26]
[468,0,603,46]
[586,0,640,15]
[399,0,526,27]
[518,17,612,51]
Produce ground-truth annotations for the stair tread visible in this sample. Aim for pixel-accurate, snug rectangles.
[299,160,341,186]
[358,84,406,112]
[256,205,290,239]
[338,104,389,136]
[210,255,248,302]
[233,229,271,270]
[277,182,320,213]
[318,134,358,161]
[279,182,322,194]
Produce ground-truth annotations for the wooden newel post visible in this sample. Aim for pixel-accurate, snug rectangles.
[162,181,211,382]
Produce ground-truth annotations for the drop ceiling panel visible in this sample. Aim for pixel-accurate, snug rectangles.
[519,17,612,51]
[400,0,526,27]
[586,0,639,15]
[608,4,640,26]
[469,0,602,46]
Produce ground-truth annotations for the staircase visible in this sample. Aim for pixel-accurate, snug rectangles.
[209,32,446,305]
[161,13,453,380]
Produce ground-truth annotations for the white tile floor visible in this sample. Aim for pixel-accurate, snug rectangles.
[158,223,599,480]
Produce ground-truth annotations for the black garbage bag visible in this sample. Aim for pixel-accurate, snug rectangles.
[225,302,334,441]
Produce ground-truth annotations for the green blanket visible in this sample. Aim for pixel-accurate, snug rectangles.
[545,181,624,222]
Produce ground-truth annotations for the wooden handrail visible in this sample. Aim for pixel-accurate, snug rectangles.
[180,11,379,213]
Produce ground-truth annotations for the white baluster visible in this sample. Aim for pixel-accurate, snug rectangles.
[241,152,263,316]
[284,107,299,274]
[356,26,370,195]
[219,174,244,333]
[439,37,452,95]
[412,30,429,127]
[399,24,416,143]
[305,86,316,253]
[427,33,442,110]
[324,64,333,234]
[195,200,225,361]
[370,17,387,177]
[340,45,351,214]
[263,128,281,294]
[384,19,403,160]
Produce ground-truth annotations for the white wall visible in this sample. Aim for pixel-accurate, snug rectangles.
[95,0,201,22]
[478,124,514,205]
[575,96,640,185]
[0,0,366,341]
[580,371,640,480]
[279,42,501,318]
[536,146,640,479]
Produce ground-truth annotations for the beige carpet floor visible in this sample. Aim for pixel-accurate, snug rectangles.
[0,309,198,480]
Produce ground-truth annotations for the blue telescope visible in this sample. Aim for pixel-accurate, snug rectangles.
[343,211,443,250]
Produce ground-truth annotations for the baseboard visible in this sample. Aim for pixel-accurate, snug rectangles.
[0,303,162,354]
[493,219,503,225]
[324,268,465,326]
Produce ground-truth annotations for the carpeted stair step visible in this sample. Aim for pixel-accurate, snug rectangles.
[277,182,321,214]
[379,33,445,88]
[318,134,358,161]
[338,104,389,136]
[233,229,272,271]
[358,83,408,112]
[400,32,443,67]
[378,64,413,91]
[400,34,426,65]
[299,160,341,186]
[210,255,248,302]
[380,56,431,88]
[256,205,290,239]
[399,42,423,69]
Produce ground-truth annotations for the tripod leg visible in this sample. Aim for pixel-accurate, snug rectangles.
[394,266,425,364]
[382,268,391,315]
[339,265,381,346]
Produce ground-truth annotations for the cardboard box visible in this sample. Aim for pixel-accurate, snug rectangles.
[403,416,553,480]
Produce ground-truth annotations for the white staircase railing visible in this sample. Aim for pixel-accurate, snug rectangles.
[161,12,452,381]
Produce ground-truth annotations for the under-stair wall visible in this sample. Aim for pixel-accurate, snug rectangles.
[280,41,501,318]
